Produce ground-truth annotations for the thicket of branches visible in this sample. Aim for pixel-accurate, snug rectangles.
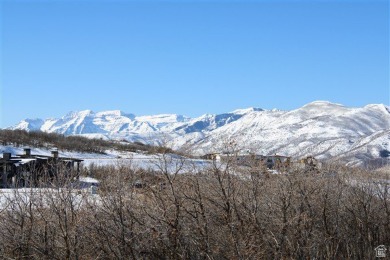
[0,129,166,154]
[0,155,389,259]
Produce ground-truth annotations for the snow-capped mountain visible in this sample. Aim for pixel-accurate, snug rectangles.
[10,101,390,165]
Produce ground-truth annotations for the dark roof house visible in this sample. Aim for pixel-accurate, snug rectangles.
[0,148,83,188]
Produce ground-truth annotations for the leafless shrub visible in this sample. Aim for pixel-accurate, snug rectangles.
[0,156,389,259]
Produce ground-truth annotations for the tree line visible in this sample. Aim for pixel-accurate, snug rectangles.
[0,129,165,155]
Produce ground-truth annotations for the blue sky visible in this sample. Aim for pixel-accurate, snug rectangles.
[0,0,389,128]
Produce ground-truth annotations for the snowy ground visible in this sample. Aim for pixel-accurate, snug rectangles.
[0,145,212,173]
[0,187,101,211]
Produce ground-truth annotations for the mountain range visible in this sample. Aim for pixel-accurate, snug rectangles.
[10,101,390,166]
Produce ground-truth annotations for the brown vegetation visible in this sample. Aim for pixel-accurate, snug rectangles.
[0,155,389,259]
[0,129,163,154]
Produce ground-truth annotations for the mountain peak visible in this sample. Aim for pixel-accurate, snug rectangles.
[232,107,264,114]
[364,104,390,114]
[303,100,345,108]
[10,118,44,131]
[296,101,349,117]
[96,110,135,119]
[64,110,94,119]
[8,102,390,166]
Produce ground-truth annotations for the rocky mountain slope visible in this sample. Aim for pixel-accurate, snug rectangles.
[10,101,390,166]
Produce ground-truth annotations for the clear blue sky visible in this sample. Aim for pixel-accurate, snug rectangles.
[0,0,389,128]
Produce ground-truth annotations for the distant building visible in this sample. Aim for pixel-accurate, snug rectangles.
[0,148,83,188]
[201,152,291,170]
[201,153,221,161]
[294,156,322,172]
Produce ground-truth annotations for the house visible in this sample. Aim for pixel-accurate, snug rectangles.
[294,156,321,172]
[201,152,291,170]
[202,153,254,164]
[0,148,83,188]
[262,155,291,169]
[0,152,20,188]
[201,153,221,161]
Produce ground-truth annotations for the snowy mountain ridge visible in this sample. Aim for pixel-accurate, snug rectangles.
[9,101,390,166]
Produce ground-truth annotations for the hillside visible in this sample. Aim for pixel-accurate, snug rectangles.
[0,129,171,155]
[10,101,390,166]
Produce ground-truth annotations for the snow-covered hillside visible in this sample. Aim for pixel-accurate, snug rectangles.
[9,101,390,165]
